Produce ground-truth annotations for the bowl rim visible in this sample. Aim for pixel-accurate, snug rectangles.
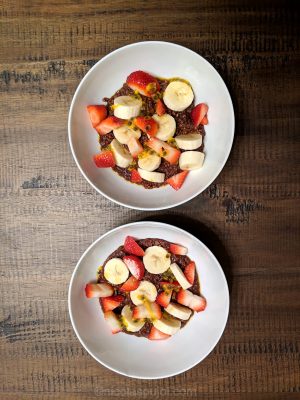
[68,40,235,211]
[68,221,230,379]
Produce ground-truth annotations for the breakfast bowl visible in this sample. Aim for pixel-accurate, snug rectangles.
[68,221,229,379]
[68,41,234,210]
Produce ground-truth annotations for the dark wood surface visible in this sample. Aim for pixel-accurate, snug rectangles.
[0,1,299,399]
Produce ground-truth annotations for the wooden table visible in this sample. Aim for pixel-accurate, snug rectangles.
[0,1,299,399]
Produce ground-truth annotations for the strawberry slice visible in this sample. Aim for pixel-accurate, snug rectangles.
[166,171,189,190]
[101,295,124,312]
[96,116,125,135]
[169,243,188,255]
[201,115,208,125]
[191,103,209,128]
[123,255,145,280]
[130,169,142,183]
[148,326,170,340]
[104,311,122,334]
[127,136,143,158]
[146,137,180,164]
[177,289,206,312]
[120,276,140,292]
[126,70,160,97]
[156,290,172,307]
[184,261,195,285]
[132,302,162,320]
[85,283,114,298]
[190,294,207,312]
[124,236,145,256]
[155,99,166,116]
[87,105,107,128]
[134,116,158,137]
[93,150,115,168]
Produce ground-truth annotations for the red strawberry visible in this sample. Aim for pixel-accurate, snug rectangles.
[134,116,158,137]
[123,255,145,280]
[93,150,115,168]
[201,115,208,125]
[184,261,195,285]
[156,99,166,116]
[87,105,107,128]
[130,169,142,183]
[148,326,170,340]
[126,70,160,97]
[191,103,209,128]
[146,137,180,164]
[169,243,188,255]
[166,171,189,190]
[124,236,145,256]
[96,116,125,135]
[132,302,162,320]
[176,288,194,307]
[127,136,143,158]
[190,294,207,312]
[120,276,140,292]
[104,311,122,334]
[156,290,172,307]
[101,295,124,312]
[177,289,206,312]
[85,283,114,298]
[159,281,181,289]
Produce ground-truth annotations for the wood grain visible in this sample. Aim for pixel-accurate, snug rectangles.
[0,0,299,399]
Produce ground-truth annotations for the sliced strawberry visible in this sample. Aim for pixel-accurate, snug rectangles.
[132,302,162,320]
[101,295,124,312]
[201,115,208,125]
[104,311,122,334]
[96,116,125,135]
[85,282,114,298]
[166,171,189,190]
[126,70,160,97]
[87,105,107,128]
[190,294,207,312]
[134,116,158,137]
[191,103,209,128]
[177,289,206,312]
[155,99,166,116]
[146,137,180,164]
[156,290,172,307]
[184,261,195,285]
[93,150,115,168]
[148,326,170,340]
[123,255,145,280]
[120,276,140,292]
[159,281,181,289]
[169,243,188,255]
[176,288,194,307]
[130,169,142,183]
[124,236,145,256]
[127,136,143,158]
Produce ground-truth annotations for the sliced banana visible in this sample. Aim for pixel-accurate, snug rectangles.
[121,305,145,332]
[175,133,202,150]
[152,113,176,141]
[138,168,165,183]
[113,125,141,145]
[153,313,181,335]
[143,246,171,274]
[165,302,192,320]
[179,151,205,170]
[130,280,157,305]
[113,95,142,119]
[138,152,161,172]
[170,263,192,290]
[163,81,194,112]
[104,258,129,284]
[110,138,133,168]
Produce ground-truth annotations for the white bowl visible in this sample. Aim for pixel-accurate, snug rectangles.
[68,41,234,210]
[68,222,229,379]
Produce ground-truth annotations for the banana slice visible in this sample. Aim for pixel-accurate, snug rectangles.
[175,133,202,150]
[110,138,133,168]
[121,305,145,332]
[179,151,205,170]
[165,302,192,320]
[104,258,129,284]
[163,81,194,112]
[170,263,192,290]
[113,95,142,119]
[138,152,161,172]
[113,125,141,145]
[152,113,176,141]
[143,246,171,274]
[138,168,165,183]
[130,280,157,305]
[153,313,181,335]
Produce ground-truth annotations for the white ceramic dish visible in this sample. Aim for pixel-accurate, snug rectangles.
[68,222,229,379]
[68,41,234,210]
